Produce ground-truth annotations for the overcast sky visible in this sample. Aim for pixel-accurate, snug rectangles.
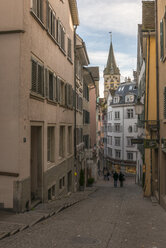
[76,0,142,97]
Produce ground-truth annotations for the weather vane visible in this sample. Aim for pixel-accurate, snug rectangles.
[109,32,112,43]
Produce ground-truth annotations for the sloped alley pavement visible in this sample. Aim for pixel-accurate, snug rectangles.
[1,177,166,248]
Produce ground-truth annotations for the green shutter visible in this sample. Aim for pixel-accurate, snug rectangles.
[164,87,166,119]
[160,19,164,60]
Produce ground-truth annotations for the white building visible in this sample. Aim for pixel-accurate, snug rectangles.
[106,83,140,174]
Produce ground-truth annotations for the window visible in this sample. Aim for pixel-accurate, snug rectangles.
[57,21,66,51]
[108,124,112,132]
[45,70,57,102]
[134,124,138,132]
[127,152,133,160]
[67,126,72,154]
[31,59,44,96]
[76,128,83,146]
[83,83,89,101]
[68,38,72,60]
[115,137,121,146]
[47,3,56,39]
[114,123,121,132]
[49,72,54,100]
[83,110,90,124]
[83,135,89,149]
[114,111,120,120]
[115,150,121,159]
[60,80,65,106]
[59,126,65,158]
[47,127,55,162]
[114,96,119,103]
[127,137,134,147]
[76,95,83,111]
[107,136,112,145]
[160,19,164,60]
[108,148,112,157]
[128,126,133,133]
[127,109,134,119]
[59,176,65,189]
[164,87,166,119]
[32,0,43,21]
[125,95,134,103]
[48,184,56,200]
[65,84,73,108]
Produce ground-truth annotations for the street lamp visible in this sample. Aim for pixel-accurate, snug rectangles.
[135,98,144,115]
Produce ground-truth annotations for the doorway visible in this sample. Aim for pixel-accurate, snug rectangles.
[31,126,42,202]
[67,170,72,192]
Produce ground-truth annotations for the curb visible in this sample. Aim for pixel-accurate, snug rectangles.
[0,187,98,241]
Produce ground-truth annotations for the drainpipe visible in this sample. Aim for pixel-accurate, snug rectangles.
[74,25,77,160]
[147,32,150,121]
[155,0,160,203]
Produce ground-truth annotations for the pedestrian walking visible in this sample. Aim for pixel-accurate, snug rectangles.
[113,171,119,187]
[119,171,125,187]
[107,171,110,181]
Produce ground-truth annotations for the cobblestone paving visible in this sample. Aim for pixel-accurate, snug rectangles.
[1,177,166,248]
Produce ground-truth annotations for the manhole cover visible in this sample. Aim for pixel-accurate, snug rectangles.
[71,235,100,245]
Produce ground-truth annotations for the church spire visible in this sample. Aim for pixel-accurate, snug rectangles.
[104,35,120,76]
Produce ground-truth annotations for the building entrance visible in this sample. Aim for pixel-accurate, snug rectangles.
[30,126,42,203]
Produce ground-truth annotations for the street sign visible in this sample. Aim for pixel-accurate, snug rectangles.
[131,138,144,145]
[144,139,158,149]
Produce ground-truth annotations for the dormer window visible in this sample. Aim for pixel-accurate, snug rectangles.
[125,95,134,103]
[113,96,119,103]
[129,85,133,91]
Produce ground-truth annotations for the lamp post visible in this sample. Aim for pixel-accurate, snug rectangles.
[135,98,144,115]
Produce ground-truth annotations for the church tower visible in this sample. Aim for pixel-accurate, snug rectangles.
[104,36,120,98]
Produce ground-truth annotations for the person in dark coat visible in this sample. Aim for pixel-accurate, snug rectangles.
[119,171,125,187]
[113,171,119,187]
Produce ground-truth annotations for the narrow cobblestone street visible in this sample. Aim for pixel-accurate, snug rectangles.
[1,177,166,248]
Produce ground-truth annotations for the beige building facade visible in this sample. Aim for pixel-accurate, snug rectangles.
[0,0,79,211]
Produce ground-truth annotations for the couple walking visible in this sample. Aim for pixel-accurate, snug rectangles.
[113,171,125,187]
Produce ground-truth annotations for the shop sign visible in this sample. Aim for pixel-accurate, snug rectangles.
[131,138,144,145]
[144,139,158,149]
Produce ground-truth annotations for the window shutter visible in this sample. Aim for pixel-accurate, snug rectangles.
[160,19,164,60]
[49,73,53,101]
[56,77,61,103]
[46,1,49,30]
[31,60,37,92]
[57,20,61,44]
[70,86,73,109]
[38,64,44,95]
[65,84,68,106]
[164,87,166,119]
[32,0,37,14]
[68,38,72,59]
[53,14,56,38]
[53,75,57,101]
[45,68,49,98]
[73,89,76,109]
[39,0,43,21]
